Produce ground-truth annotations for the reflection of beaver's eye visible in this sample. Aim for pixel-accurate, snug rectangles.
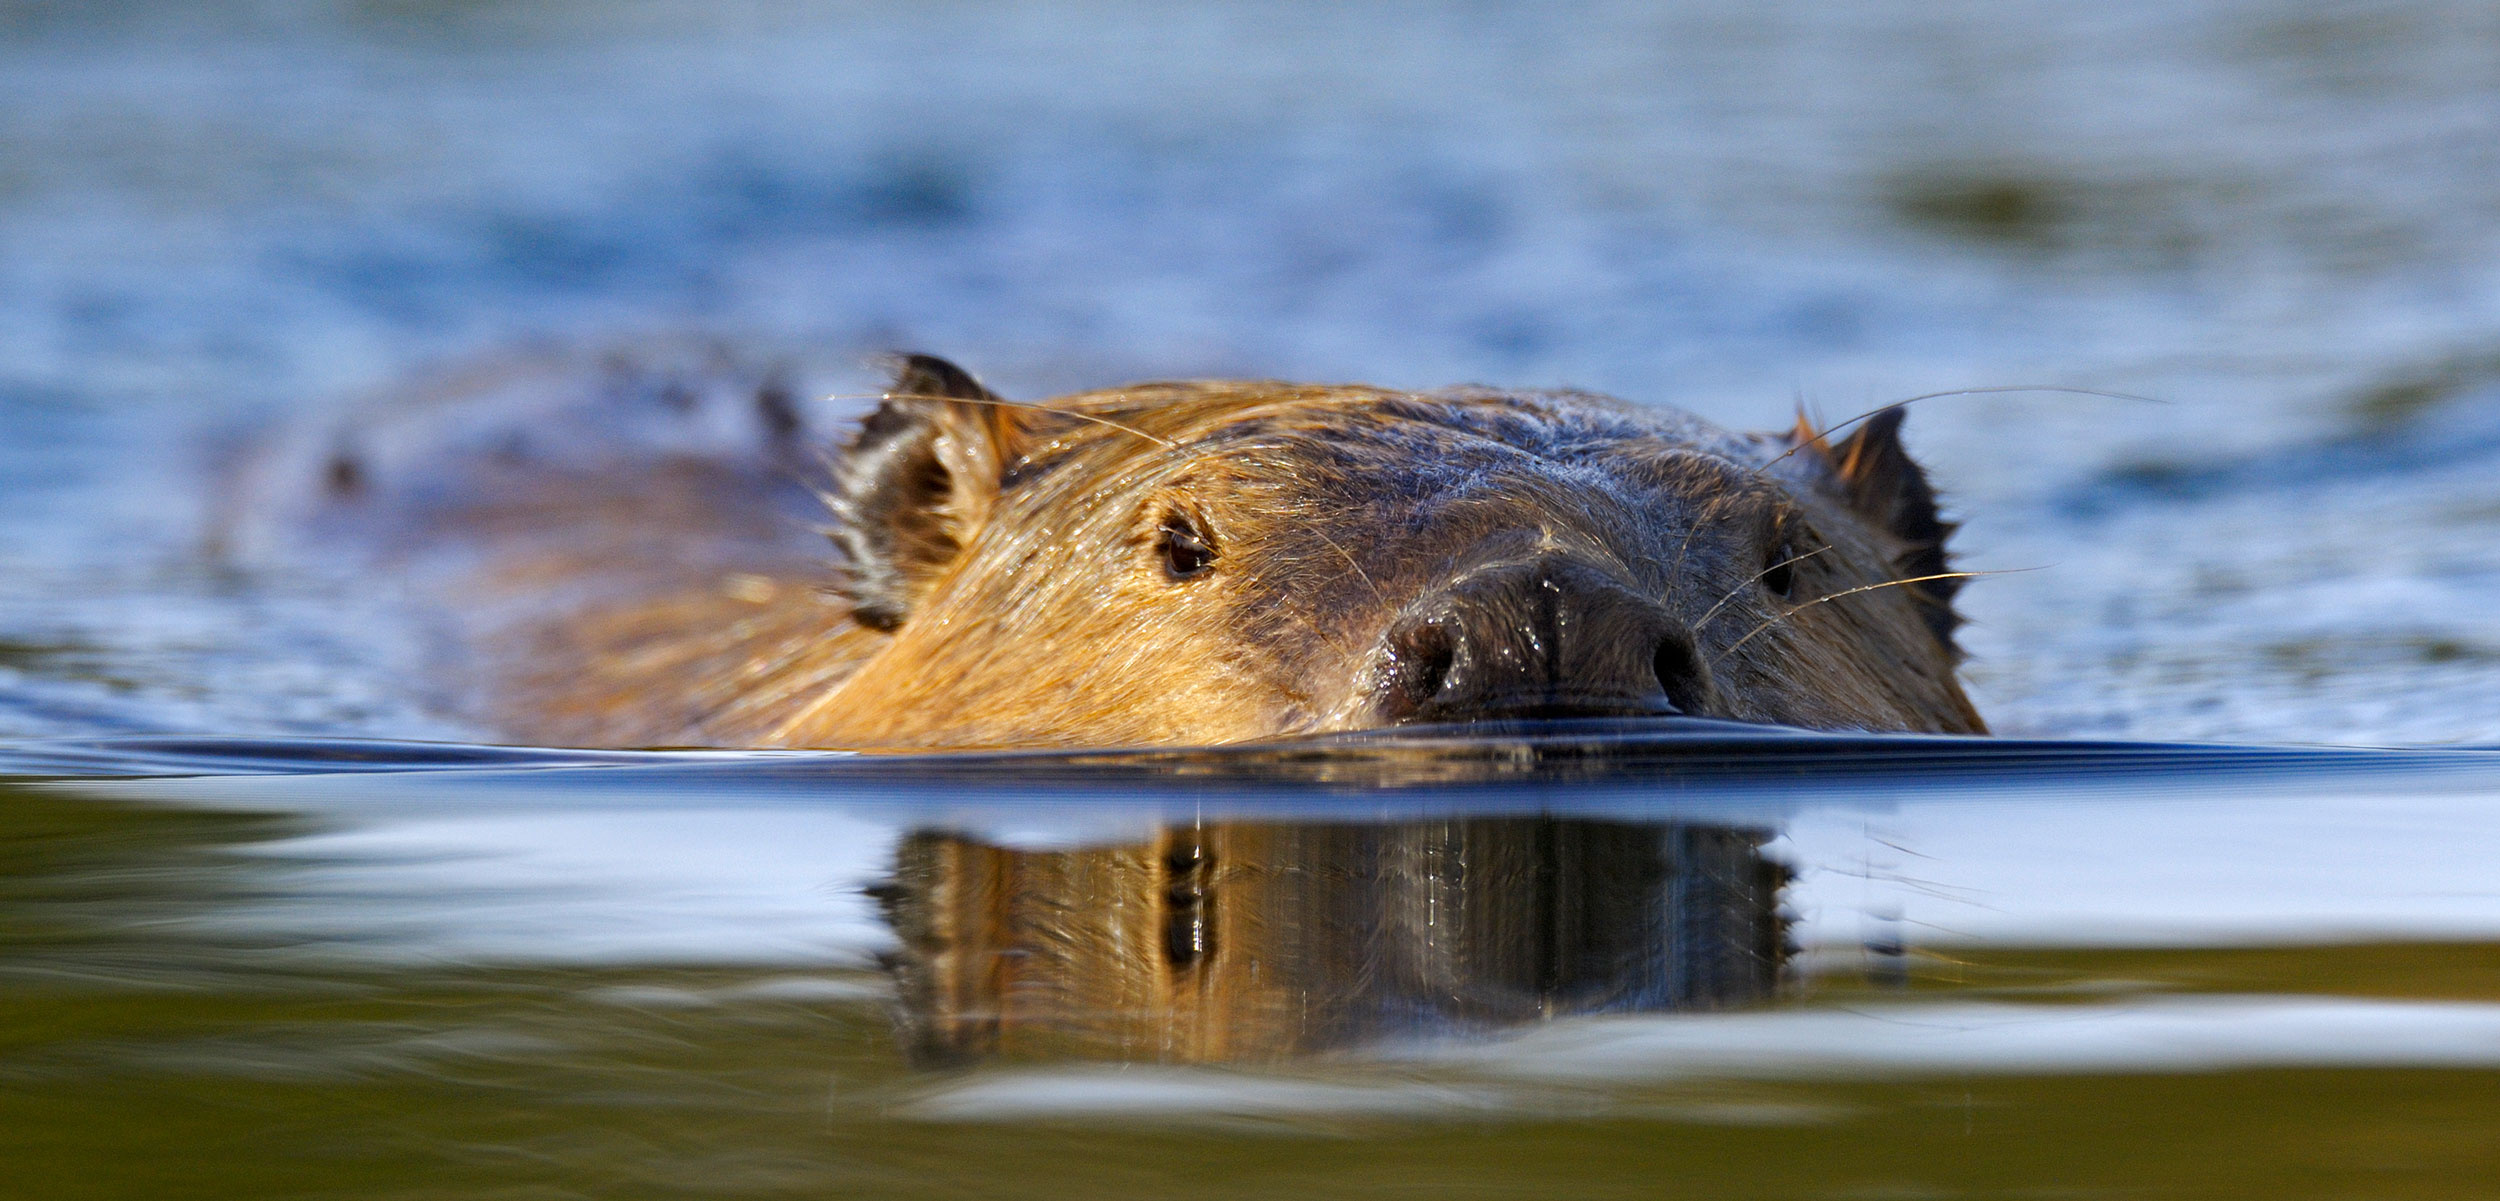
[1158,512,1218,580]
[1761,538,1798,599]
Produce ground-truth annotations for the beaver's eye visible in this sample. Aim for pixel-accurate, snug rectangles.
[1158,512,1218,580]
[1761,538,1798,599]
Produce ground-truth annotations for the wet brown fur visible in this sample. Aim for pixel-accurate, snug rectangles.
[257,351,1986,747]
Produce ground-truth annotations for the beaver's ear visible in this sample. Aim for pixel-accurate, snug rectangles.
[1791,406,1963,649]
[828,354,1034,631]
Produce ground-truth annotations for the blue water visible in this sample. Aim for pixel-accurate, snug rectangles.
[5,0,2499,745]
[7,4,2500,1196]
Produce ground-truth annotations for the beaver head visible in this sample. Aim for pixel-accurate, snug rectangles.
[767,355,1983,747]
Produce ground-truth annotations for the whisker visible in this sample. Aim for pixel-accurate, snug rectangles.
[1665,491,1738,591]
[1768,385,2165,473]
[1711,567,2042,664]
[1307,525,1386,606]
[1693,546,1833,633]
[825,389,1180,449]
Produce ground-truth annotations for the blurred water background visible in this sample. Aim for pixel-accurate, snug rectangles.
[8,3,2500,1197]
[1,0,2497,744]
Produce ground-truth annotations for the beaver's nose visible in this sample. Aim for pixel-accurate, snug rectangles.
[1371,555,1712,724]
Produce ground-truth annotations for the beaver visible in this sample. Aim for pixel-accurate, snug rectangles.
[238,349,1984,747]
[878,817,1788,1064]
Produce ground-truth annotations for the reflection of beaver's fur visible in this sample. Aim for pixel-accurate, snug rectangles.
[261,350,1985,747]
[878,819,1790,1064]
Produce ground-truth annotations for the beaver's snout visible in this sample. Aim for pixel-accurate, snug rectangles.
[1372,553,1712,724]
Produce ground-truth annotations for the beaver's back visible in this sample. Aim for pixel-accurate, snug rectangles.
[217,341,885,747]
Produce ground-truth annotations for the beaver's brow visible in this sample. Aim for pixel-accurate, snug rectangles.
[1614,445,1776,497]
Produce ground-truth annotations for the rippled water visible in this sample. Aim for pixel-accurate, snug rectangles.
[4,0,2499,743]
[7,2,2500,1197]
[12,730,2500,1197]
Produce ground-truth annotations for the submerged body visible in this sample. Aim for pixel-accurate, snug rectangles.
[233,349,1985,748]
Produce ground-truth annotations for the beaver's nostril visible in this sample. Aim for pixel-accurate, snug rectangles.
[1652,633,1706,715]
[1390,620,1459,713]
[1404,624,1456,702]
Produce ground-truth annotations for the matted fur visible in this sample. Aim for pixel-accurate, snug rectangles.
[264,351,1985,748]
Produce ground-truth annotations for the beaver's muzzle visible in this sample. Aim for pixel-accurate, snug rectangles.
[1370,554,1712,724]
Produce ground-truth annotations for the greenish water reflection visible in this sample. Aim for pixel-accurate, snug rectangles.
[10,780,2500,1199]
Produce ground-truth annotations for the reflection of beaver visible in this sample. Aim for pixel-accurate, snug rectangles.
[252,350,1984,747]
[877,818,1789,1064]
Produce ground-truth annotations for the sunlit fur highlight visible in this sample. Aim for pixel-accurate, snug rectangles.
[271,352,1990,748]
[480,378,1981,747]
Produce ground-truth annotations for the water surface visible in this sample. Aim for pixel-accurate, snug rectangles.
[7,3,2500,1197]
[12,729,2500,1197]
[3,0,2499,744]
